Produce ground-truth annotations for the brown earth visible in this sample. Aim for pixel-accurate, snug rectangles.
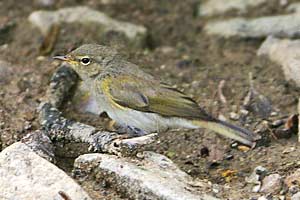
[1,0,300,199]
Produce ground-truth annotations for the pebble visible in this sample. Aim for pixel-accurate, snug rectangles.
[292,192,300,200]
[74,151,214,200]
[0,142,91,200]
[229,112,240,120]
[0,60,13,84]
[260,174,282,194]
[205,15,300,38]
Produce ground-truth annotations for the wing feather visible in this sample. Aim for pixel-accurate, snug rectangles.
[99,75,213,121]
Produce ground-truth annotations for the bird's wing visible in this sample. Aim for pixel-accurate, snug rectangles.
[98,74,214,120]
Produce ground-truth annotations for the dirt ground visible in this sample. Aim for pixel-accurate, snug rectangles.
[2,0,300,199]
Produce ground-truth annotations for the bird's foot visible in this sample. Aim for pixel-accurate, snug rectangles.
[126,126,148,137]
[113,124,148,138]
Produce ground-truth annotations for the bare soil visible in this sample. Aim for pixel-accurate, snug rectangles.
[1,0,300,199]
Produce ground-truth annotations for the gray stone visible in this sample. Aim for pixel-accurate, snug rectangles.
[260,174,282,194]
[0,142,91,200]
[198,0,266,17]
[0,60,13,84]
[246,166,268,184]
[258,36,300,87]
[74,151,218,200]
[72,81,102,115]
[204,14,300,38]
[292,192,300,200]
[286,3,300,14]
[28,6,147,42]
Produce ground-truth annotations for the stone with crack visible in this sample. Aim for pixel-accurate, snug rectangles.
[0,142,91,200]
[74,151,218,200]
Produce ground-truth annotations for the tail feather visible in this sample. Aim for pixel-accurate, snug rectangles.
[192,119,256,147]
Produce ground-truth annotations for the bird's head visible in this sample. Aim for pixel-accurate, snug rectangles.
[54,44,119,80]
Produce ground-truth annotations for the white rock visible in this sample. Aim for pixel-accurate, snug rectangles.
[258,196,269,200]
[204,14,300,38]
[260,174,282,194]
[198,0,266,17]
[28,6,147,41]
[0,142,91,200]
[229,112,239,120]
[74,151,218,200]
[292,192,300,200]
[258,36,300,87]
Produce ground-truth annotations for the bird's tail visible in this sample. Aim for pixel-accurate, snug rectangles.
[192,119,257,147]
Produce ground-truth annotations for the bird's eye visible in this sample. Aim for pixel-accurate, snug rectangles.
[80,57,91,65]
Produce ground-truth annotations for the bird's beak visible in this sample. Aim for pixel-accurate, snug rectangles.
[53,55,70,61]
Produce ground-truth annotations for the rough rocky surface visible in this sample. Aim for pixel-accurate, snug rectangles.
[198,0,266,17]
[28,6,147,45]
[21,130,55,162]
[74,151,218,200]
[292,192,300,200]
[204,14,300,38]
[0,142,91,200]
[260,174,282,194]
[257,36,300,87]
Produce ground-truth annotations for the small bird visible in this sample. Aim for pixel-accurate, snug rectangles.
[54,44,257,147]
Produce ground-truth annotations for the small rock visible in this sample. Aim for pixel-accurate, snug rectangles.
[0,142,91,200]
[258,196,269,200]
[271,119,285,128]
[212,184,220,194]
[238,145,250,152]
[0,60,13,84]
[198,0,266,17]
[28,6,147,44]
[253,184,261,193]
[270,112,278,117]
[246,166,268,192]
[205,15,300,38]
[289,185,300,195]
[292,192,300,200]
[230,112,239,120]
[74,151,216,200]
[260,174,282,194]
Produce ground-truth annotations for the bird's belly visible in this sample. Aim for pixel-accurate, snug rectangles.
[107,107,199,133]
